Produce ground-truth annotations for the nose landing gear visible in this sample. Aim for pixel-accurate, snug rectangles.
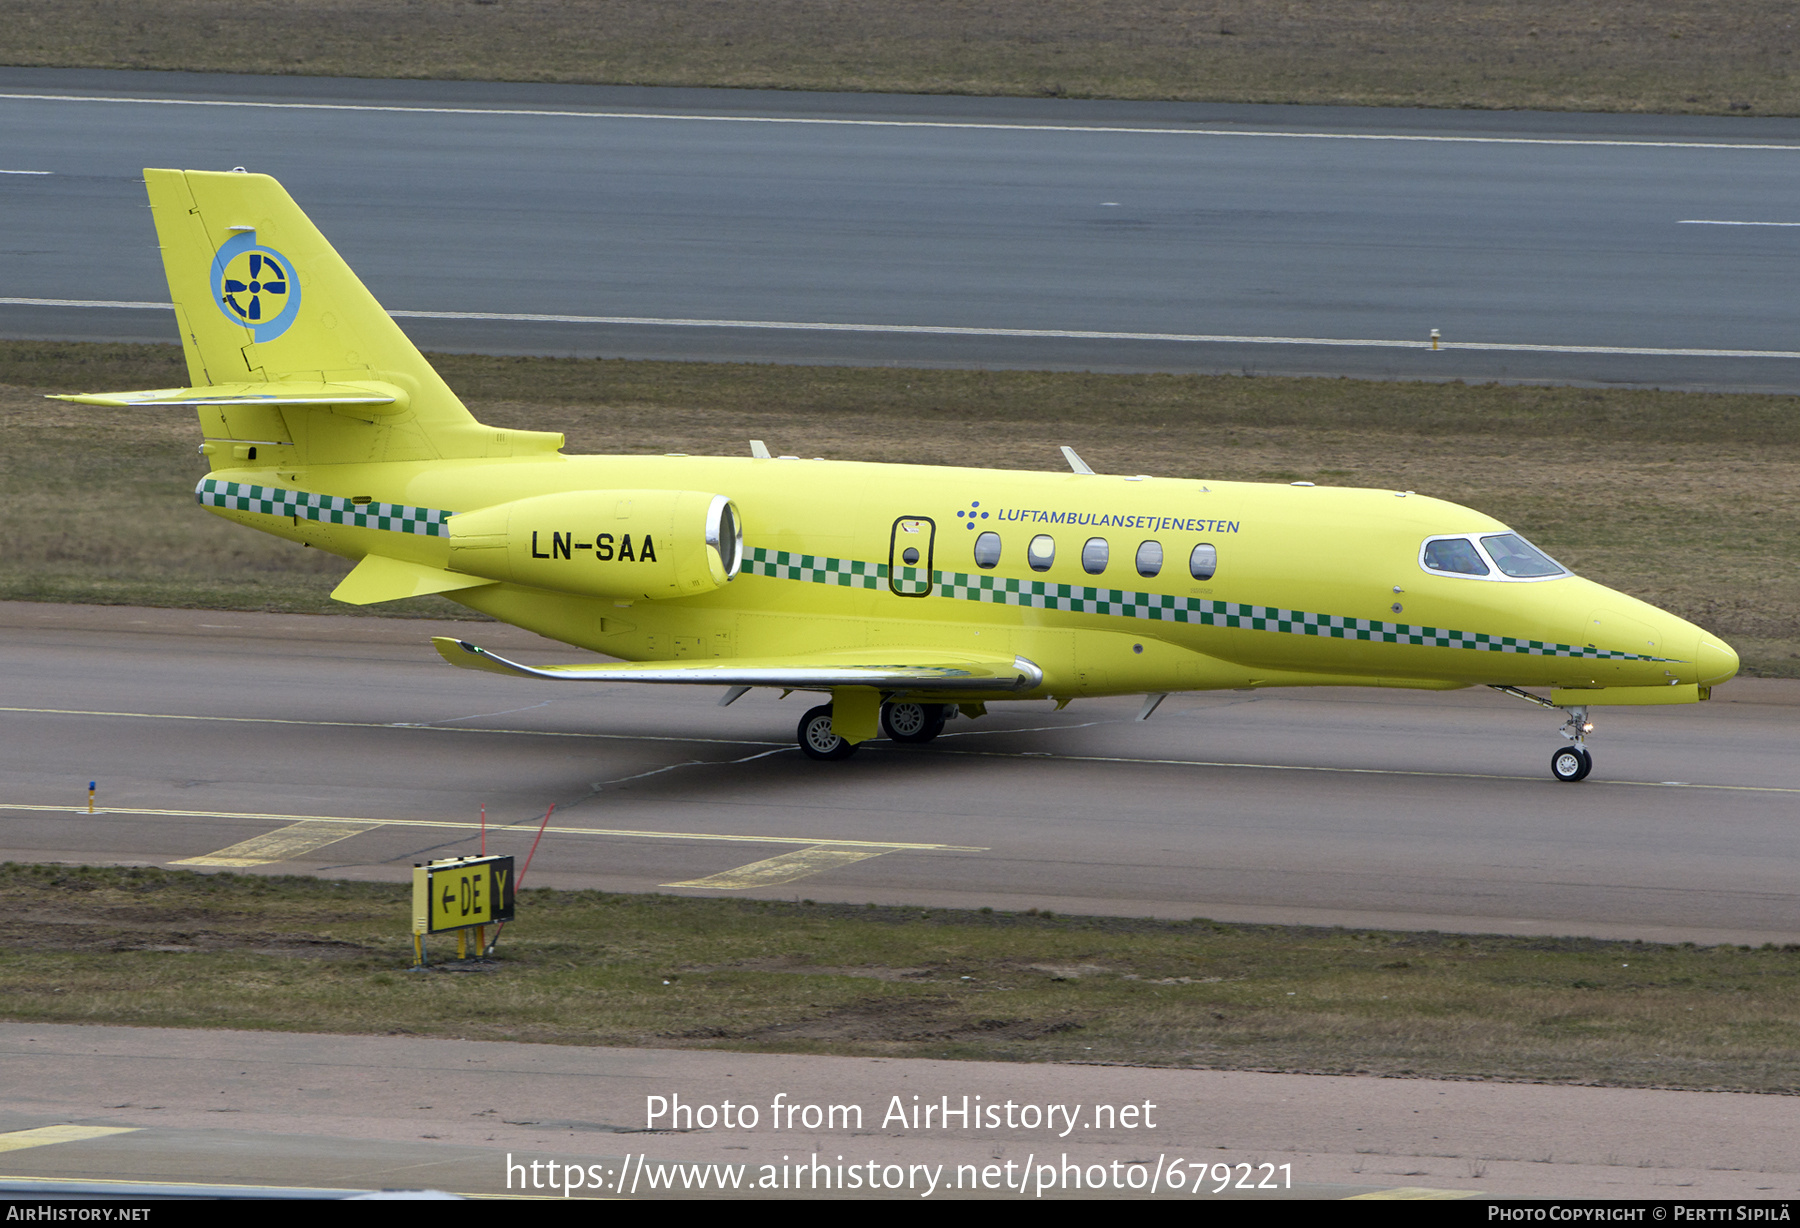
[1551,705,1595,782]
[1490,686,1596,782]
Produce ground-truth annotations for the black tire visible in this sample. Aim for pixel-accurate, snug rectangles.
[880,701,947,744]
[1551,745,1592,783]
[798,704,857,761]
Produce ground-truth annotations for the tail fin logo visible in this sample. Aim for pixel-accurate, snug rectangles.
[210,230,301,342]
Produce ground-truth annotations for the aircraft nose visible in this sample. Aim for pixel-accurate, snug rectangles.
[1697,636,1740,687]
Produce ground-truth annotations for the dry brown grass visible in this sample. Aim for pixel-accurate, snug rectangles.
[5,1,1800,115]
[4,864,1798,1089]
[5,341,1796,673]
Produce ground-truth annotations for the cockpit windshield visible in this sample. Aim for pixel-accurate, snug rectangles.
[1480,533,1565,578]
[1420,532,1568,581]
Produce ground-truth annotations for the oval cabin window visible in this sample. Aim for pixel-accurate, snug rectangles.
[1135,540,1163,577]
[973,531,1002,569]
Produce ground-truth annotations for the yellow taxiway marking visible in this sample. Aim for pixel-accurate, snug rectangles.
[0,1172,546,1199]
[173,819,383,867]
[1346,1187,1480,1200]
[664,846,892,889]
[0,1125,140,1153]
[5,706,1794,795]
[0,1173,399,1196]
[0,803,985,854]
[942,747,1800,795]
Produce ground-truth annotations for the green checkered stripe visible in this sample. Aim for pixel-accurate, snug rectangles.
[195,478,449,537]
[745,545,1664,663]
[745,546,888,589]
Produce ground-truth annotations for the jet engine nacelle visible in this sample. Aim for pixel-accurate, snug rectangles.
[448,489,743,601]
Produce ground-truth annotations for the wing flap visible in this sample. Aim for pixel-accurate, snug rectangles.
[430,637,1043,692]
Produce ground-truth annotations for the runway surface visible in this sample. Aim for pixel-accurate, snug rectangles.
[6,68,1800,390]
[3,601,1796,946]
[2,1023,1796,1200]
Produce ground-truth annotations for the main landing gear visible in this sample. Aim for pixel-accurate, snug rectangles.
[879,701,949,744]
[796,701,951,760]
[1490,686,1596,783]
[797,704,857,761]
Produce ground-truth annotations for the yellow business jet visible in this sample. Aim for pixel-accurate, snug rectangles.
[56,170,1740,781]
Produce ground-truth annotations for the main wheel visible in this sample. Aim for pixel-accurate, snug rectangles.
[1551,745,1592,783]
[880,701,947,744]
[797,704,857,761]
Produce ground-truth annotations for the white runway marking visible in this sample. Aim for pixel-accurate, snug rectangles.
[1679,219,1800,226]
[4,92,1800,152]
[0,297,169,309]
[0,169,51,175]
[0,703,787,748]
[5,299,1797,361]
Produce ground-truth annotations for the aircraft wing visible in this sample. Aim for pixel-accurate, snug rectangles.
[430,637,1043,692]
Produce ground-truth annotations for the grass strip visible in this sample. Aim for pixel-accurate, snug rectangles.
[5,1,1799,117]
[5,340,1796,674]
[4,863,1798,1091]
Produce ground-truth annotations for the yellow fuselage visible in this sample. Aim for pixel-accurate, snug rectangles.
[206,452,1735,703]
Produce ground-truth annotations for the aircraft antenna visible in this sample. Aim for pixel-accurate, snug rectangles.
[1060,445,1095,475]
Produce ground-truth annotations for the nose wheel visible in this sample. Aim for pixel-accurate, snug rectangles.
[1551,744,1593,782]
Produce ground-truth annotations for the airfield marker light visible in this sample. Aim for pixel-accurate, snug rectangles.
[480,805,486,857]
[87,782,95,813]
[1431,328,1441,350]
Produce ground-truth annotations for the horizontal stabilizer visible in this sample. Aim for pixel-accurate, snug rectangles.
[50,381,406,412]
[430,637,1044,692]
[333,556,495,605]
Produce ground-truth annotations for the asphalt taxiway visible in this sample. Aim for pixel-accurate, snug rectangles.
[3,602,1796,946]
[5,68,1800,389]
[2,1023,1796,1200]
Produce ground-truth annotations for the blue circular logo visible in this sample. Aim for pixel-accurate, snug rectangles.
[210,231,300,342]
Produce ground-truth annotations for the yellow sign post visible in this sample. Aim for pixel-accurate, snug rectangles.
[411,855,515,966]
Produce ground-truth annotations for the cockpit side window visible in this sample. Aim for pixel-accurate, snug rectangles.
[1421,537,1490,576]
[1481,533,1565,578]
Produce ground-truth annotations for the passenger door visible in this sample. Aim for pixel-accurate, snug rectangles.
[888,516,936,597]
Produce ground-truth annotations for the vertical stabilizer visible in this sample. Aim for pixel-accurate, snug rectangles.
[143,168,559,464]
